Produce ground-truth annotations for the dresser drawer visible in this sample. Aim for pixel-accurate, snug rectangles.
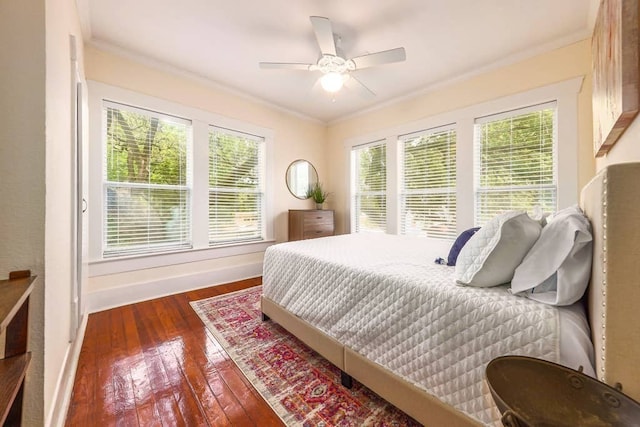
[289,209,335,241]
[303,221,333,233]
[303,215,333,229]
[303,229,334,239]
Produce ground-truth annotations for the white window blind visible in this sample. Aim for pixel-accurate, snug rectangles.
[209,126,265,244]
[474,102,557,225]
[400,126,457,239]
[103,101,192,256]
[352,141,386,233]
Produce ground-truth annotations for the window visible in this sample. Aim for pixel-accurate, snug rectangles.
[209,127,265,244]
[346,79,580,238]
[90,82,275,271]
[351,141,386,233]
[474,102,557,225]
[103,101,191,256]
[400,126,457,239]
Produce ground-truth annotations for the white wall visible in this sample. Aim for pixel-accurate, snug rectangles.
[0,0,46,424]
[44,0,87,424]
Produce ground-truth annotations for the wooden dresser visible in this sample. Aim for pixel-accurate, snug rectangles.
[288,209,335,241]
[0,270,34,426]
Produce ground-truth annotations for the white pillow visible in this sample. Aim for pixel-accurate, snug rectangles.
[455,211,541,287]
[511,205,593,306]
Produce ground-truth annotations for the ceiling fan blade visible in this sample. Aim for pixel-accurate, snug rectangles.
[310,77,324,95]
[344,75,376,98]
[310,16,337,56]
[259,62,313,70]
[350,47,406,69]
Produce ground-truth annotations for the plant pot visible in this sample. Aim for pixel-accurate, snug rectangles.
[315,203,323,210]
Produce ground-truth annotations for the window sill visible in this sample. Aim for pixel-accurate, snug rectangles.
[89,239,276,277]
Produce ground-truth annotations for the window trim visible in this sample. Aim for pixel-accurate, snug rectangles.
[350,140,388,233]
[208,125,266,246]
[399,123,457,238]
[473,101,558,226]
[343,77,582,237]
[102,100,194,257]
[88,81,275,276]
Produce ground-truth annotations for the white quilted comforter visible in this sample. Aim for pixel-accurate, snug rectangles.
[262,234,561,426]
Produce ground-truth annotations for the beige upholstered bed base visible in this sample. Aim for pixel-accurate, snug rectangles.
[261,162,640,426]
[261,297,480,426]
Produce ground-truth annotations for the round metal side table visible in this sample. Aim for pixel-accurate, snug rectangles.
[486,356,640,427]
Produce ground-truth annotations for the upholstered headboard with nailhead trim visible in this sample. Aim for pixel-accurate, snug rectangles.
[580,162,640,401]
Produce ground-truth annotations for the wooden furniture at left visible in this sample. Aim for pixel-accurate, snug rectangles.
[0,270,35,426]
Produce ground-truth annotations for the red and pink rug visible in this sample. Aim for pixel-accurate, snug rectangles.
[190,286,420,426]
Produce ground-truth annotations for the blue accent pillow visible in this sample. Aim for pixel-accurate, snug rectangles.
[447,227,481,266]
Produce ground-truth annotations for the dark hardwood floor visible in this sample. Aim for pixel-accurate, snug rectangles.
[65,277,284,426]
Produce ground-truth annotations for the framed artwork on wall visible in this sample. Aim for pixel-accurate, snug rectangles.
[592,0,640,157]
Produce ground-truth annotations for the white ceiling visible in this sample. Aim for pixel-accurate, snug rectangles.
[79,0,598,123]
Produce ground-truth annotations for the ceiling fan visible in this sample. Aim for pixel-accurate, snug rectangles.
[259,16,406,97]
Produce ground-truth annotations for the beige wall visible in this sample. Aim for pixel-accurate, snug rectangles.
[0,0,46,424]
[84,46,326,295]
[326,39,595,234]
[85,48,328,228]
[85,40,600,294]
[2,1,636,422]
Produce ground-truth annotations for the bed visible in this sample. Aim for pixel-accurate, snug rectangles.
[261,162,640,426]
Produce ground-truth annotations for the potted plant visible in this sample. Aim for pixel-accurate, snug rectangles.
[306,182,330,209]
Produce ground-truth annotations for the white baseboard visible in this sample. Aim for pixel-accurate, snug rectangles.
[87,262,263,313]
[46,312,89,427]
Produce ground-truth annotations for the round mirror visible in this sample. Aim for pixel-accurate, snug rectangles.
[286,160,318,199]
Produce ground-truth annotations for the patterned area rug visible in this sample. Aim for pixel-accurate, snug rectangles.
[190,286,420,426]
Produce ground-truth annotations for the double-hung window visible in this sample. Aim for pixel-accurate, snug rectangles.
[474,102,557,225]
[208,126,265,244]
[351,141,387,233]
[103,101,192,256]
[400,126,457,238]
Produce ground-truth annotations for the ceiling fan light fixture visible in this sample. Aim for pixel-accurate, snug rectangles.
[259,16,406,98]
[320,71,344,93]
